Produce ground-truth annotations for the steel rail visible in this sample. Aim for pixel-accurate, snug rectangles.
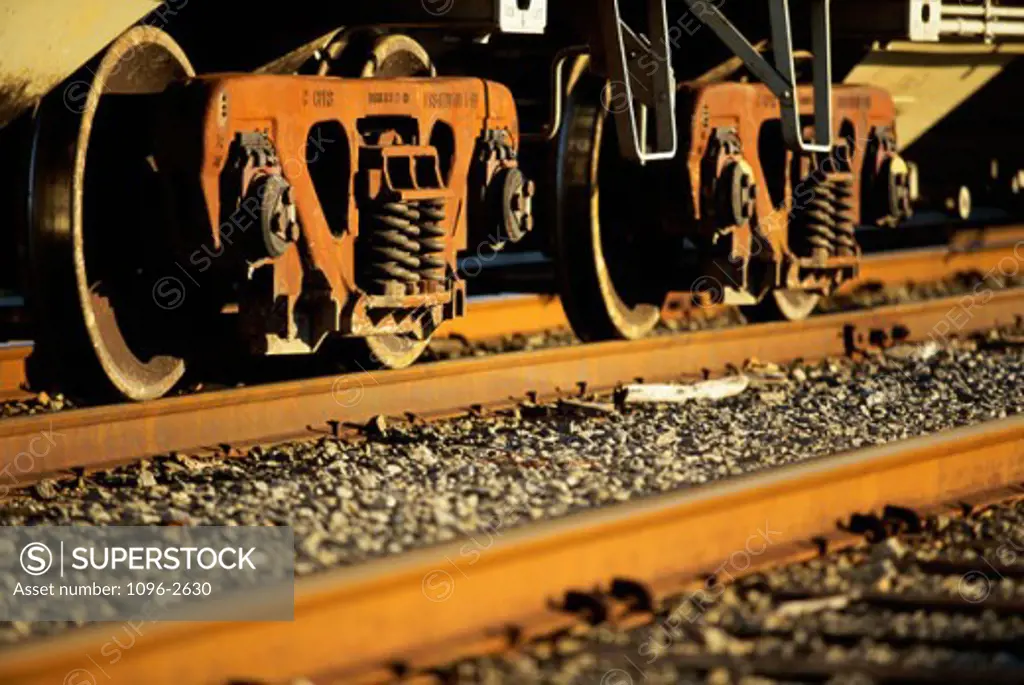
[850,235,1024,289]
[444,226,1024,339]
[1,232,1022,398]
[1,413,1021,684]
[452,235,1024,339]
[0,287,1022,482]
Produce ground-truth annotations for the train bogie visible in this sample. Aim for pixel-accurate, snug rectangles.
[553,67,912,341]
[2,1,1022,399]
[21,27,540,399]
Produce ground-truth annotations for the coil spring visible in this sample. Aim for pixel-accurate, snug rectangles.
[831,174,857,257]
[415,199,447,284]
[799,178,837,261]
[362,201,422,295]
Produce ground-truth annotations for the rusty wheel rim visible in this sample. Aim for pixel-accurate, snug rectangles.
[361,334,431,370]
[31,27,194,400]
[772,289,821,321]
[744,288,822,323]
[555,72,663,341]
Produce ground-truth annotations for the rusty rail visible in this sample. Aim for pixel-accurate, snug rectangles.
[0,286,1021,484]
[441,227,1024,340]
[1,412,1021,684]
[1,233,1022,398]
[851,237,1024,289]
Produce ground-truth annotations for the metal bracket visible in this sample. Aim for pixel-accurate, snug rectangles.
[683,0,834,155]
[598,0,678,164]
[909,0,941,41]
[496,0,548,34]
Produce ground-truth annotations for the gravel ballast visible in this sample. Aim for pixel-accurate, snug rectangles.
[1,391,73,418]
[1,331,1023,646]
[2,338,1021,564]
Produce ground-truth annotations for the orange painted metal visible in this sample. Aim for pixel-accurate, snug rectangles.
[0,287,1021,483]
[674,82,898,294]
[1,416,1021,685]
[679,83,893,230]
[0,345,29,400]
[437,294,567,340]
[171,74,519,352]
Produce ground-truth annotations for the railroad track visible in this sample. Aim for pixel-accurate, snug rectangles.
[0,275,1021,486]
[2,229,1015,679]
[1,225,1023,400]
[4,10,1024,684]
[448,223,1024,340]
[1,410,1021,684]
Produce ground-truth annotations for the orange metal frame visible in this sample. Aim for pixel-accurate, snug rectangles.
[186,74,519,346]
[678,82,897,291]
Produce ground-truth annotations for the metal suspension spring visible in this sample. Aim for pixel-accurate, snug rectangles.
[416,199,447,284]
[800,178,837,261]
[830,174,857,257]
[361,201,422,295]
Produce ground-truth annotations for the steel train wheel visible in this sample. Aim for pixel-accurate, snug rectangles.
[327,34,435,370]
[743,289,821,323]
[554,73,666,342]
[348,334,432,372]
[318,31,436,78]
[29,27,195,400]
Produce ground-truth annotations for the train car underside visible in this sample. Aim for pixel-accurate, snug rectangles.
[0,0,1019,400]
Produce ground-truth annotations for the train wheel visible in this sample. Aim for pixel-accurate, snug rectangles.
[338,334,431,373]
[332,33,434,370]
[554,74,666,341]
[743,289,821,323]
[318,31,435,78]
[28,27,195,400]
